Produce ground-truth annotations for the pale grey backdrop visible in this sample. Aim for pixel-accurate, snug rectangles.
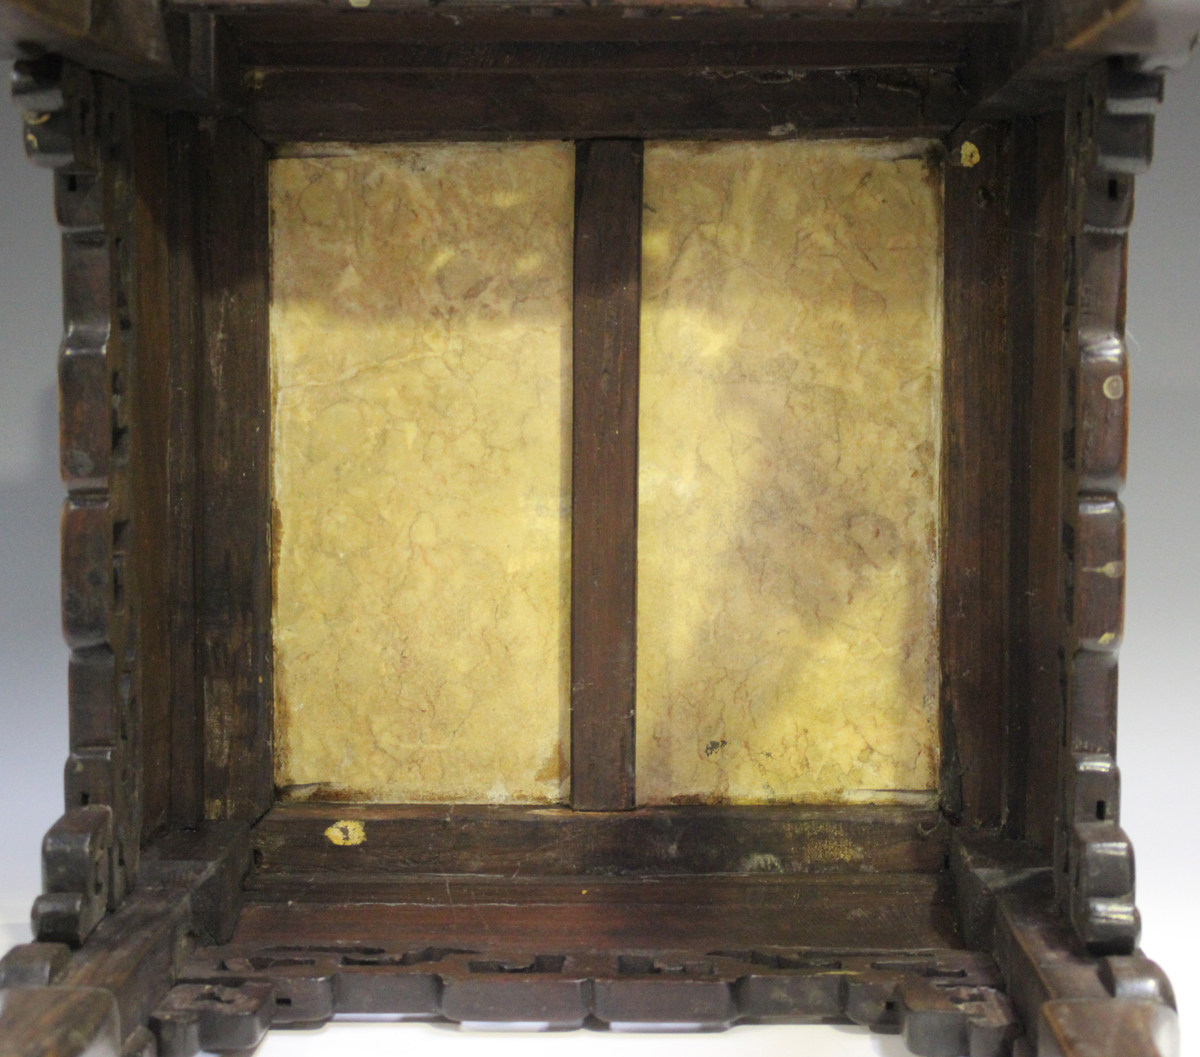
[1,58,1197,1057]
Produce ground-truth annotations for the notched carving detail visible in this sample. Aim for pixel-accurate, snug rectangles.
[169,943,1020,1049]
[1061,57,1164,957]
[150,981,275,1057]
[32,805,113,947]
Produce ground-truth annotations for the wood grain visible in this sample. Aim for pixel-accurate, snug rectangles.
[233,873,960,954]
[130,105,172,840]
[570,140,642,812]
[192,117,273,822]
[941,123,1014,828]
[1008,112,1069,848]
[247,67,967,143]
[165,113,202,828]
[251,802,949,877]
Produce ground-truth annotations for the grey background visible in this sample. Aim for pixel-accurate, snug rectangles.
[1,59,1197,1057]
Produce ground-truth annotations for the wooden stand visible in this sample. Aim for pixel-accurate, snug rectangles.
[0,1,1191,1054]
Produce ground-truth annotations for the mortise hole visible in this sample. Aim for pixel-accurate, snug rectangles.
[112,424,129,460]
[113,520,130,553]
[253,848,264,868]
[1108,178,1120,201]
[80,792,90,806]
[1096,800,1107,821]
[275,996,293,1006]
[469,955,566,974]
[112,557,125,611]
[67,174,78,193]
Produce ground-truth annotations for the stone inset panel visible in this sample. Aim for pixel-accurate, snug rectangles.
[637,140,942,805]
[271,144,573,803]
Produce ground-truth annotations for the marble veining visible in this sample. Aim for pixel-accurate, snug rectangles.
[637,140,942,805]
[270,143,574,803]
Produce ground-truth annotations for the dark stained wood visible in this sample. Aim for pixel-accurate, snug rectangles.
[1077,231,1127,340]
[165,113,203,829]
[0,0,171,82]
[151,980,275,1052]
[247,67,967,143]
[1071,651,1117,758]
[173,942,1011,1037]
[139,821,252,946]
[192,116,273,822]
[68,646,118,750]
[233,874,960,953]
[1008,111,1069,848]
[40,69,143,917]
[1040,998,1177,1057]
[1022,110,1070,851]
[956,836,1165,1053]
[1054,65,1141,957]
[59,891,194,1045]
[1078,340,1128,493]
[0,986,121,1057]
[5,20,1189,1057]
[220,5,1020,46]
[251,803,949,877]
[201,0,1018,13]
[58,344,110,491]
[130,105,173,840]
[97,75,142,906]
[571,139,642,812]
[1074,498,1124,653]
[941,122,1014,828]
[0,942,73,987]
[237,38,969,72]
[1003,115,1037,843]
[32,806,113,947]
[61,494,111,650]
[993,880,1108,1042]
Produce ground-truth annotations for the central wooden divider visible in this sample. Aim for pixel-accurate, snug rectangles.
[570,139,643,811]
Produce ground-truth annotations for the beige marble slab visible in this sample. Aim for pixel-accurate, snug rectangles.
[637,140,942,805]
[270,143,574,803]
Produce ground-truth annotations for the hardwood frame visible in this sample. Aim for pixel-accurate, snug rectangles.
[0,2,1190,1055]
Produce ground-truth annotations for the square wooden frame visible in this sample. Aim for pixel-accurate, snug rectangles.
[0,2,1188,1054]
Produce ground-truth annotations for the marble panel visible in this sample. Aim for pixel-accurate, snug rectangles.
[637,140,942,805]
[270,143,574,803]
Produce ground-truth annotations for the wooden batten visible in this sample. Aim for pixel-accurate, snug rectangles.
[251,802,950,879]
[940,122,1015,829]
[191,118,274,823]
[570,140,642,812]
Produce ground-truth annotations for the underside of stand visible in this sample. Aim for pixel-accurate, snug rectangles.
[0,1,1194,1056]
